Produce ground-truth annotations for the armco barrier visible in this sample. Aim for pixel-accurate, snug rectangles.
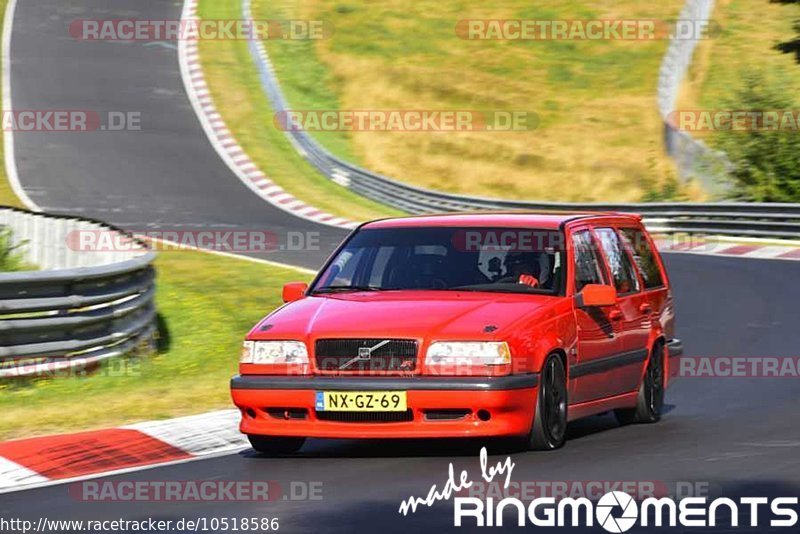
[656,0,730,190]
[0,207,157,378]
[241,0,800,239]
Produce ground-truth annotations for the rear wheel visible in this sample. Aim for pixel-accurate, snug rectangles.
[247,435,306,455]
[615,341,665,425]
[527,354,568,450]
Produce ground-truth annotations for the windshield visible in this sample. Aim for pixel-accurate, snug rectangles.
[312,226,565,295]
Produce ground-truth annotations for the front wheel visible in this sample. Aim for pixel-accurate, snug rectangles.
[527,354,568,450]
[247,435,306,455]
[615,341,665,425]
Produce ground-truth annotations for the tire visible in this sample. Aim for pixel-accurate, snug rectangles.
[247,435,306,455]
[527,354,568,450]
[615,341,665,425]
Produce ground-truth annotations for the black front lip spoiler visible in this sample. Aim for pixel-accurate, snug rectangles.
[231,374,539,391]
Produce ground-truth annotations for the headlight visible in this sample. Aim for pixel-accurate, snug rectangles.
[425,341,511,367]
[240,340,255,363]
[240,340,309,365]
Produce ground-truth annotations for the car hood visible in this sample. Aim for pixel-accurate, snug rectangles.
[249,290,560,341]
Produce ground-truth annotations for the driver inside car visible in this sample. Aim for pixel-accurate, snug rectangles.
[497,251,542,287]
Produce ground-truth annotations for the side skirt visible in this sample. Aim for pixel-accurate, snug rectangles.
[569,348,649,379]
[567,391,639,422]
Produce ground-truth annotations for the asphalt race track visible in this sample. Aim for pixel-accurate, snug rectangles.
[5,0,800,532]
[4,253,800,532]
[8,0,347,269]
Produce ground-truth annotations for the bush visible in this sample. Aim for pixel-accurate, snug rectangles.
[715,73,800,202]
[638,152,691,202]
[0,228,28,272]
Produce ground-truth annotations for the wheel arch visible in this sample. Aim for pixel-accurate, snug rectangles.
[546,348,569,379]
[640,334,668,387]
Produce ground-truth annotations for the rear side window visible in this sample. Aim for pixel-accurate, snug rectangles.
[619,228,665,289]
[572,231,606,292]
[595,228,640,294]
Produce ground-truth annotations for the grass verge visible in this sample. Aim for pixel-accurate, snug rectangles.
[196,0,400,220]
[0,250,311,440]
[678,0,800,143]
[674,0,800,200]
[251,0,695,202]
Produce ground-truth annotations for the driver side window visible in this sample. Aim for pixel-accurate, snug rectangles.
[572,231,606,292]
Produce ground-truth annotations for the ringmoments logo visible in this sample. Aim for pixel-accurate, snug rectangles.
[397,449,800,530]
[595,491,638,532]
[451,492,800,529]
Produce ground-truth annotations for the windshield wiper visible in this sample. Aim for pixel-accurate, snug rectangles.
[311,285,387,294]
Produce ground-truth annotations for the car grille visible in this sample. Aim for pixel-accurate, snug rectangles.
[316,409,414,423]
[314,339,418,372]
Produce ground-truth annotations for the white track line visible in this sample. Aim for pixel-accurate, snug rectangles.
[146,237,317,274]
[177,0,356,230]
[2,0,39,211]
[0,0,320,274]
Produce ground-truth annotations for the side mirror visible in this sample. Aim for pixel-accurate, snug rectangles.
[576,284,617,307]
[282,282,308,303]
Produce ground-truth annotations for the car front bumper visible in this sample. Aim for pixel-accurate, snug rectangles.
[230,374,539,439]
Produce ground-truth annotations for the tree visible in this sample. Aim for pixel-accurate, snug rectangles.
[714,73,800,202]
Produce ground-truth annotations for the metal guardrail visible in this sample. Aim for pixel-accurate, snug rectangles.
[657,0,730,190]
[0,207,157,378]
[243,0,800,240]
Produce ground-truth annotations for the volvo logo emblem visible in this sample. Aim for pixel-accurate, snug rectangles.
[339,340,391,370]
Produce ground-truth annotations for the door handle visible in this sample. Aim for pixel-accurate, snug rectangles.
[609,310,623,321]
[639,303,653,314]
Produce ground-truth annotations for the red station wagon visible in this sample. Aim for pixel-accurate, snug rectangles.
[231,212,682,453]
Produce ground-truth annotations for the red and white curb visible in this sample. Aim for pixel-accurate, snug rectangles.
[178,0,357,230]
[0,410,248,494]
[655,237,800,261]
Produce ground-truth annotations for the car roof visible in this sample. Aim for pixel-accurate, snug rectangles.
[362,211,641,230]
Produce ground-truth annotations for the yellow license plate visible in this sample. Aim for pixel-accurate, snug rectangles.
[315,391,407,412]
